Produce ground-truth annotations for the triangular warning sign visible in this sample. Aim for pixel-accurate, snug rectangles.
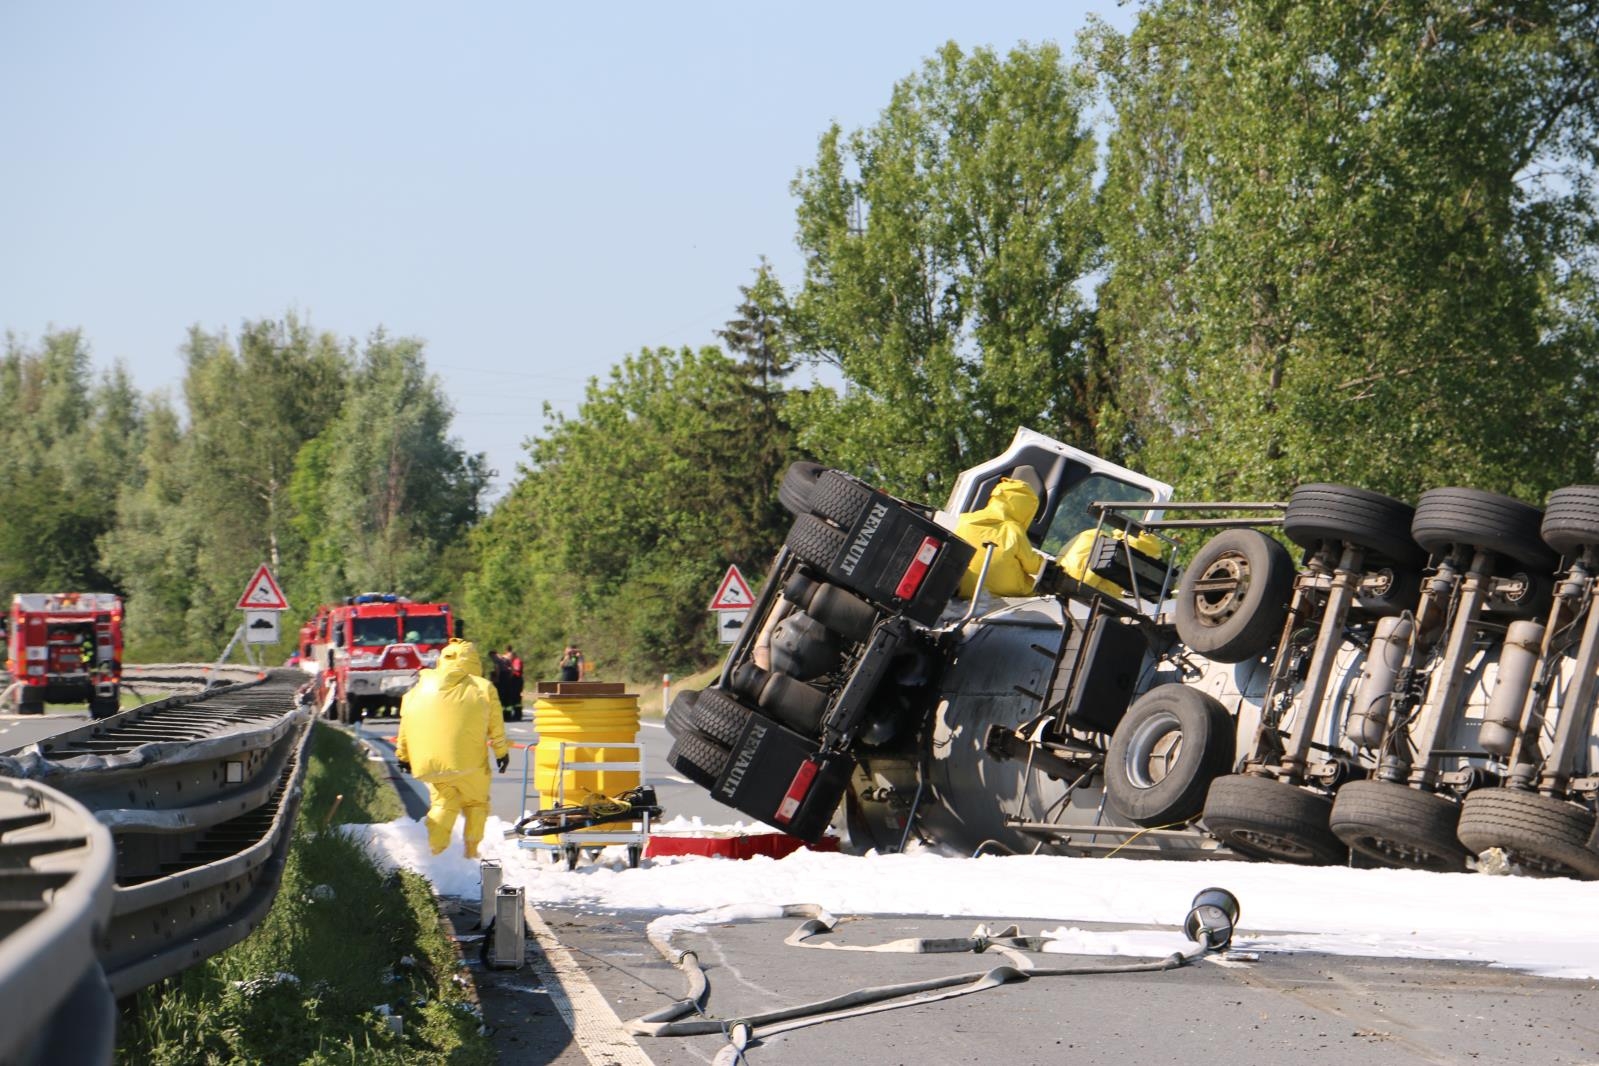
[708,565,755,610]
[236,564,290,610]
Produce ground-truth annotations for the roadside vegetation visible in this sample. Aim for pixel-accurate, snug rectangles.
[116,724,493,1066]
[2,3,1595,684]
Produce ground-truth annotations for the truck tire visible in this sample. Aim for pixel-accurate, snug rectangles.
[336,697,353,725]
[1105,686,1235,828]
[1201,775,1348,865]
[1541,485,1599,557]
[15,689,43,715]
[690,688,754,748]
[1284,483,1425,569]
[1411,487,1558,572]
[665,689,699,738]
[1457,789,1599,879]
[89,696,120,720]
[785,514,848,571]
[811,470,873,529]
[1175,529,1295,662]
[758,672,830,737]
[1328,780,1470,872]
[668,732,730,791]
[779,461,825,516]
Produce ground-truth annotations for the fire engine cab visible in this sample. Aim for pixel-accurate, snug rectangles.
[5,592,124,718]
[298,594,455,723]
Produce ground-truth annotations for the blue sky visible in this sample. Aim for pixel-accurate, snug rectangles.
[0,3,1133,495]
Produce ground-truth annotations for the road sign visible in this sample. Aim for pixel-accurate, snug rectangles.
[236,565,290,610]
[717,610,748,644]
[244,611,281,644]
[708,565,755,610]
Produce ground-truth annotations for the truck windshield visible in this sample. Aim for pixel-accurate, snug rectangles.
[1043,475,1155,555]
[404,615,449,644]
[352,617,398,647]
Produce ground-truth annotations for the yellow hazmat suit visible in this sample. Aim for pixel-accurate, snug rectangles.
[1060,527,1168,598]
[954,477,1045,598]
[395,639,510,858]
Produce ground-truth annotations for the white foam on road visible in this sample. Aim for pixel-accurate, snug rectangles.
[343,814,1599,980]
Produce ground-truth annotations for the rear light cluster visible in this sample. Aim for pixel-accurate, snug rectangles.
[893,537,942,601]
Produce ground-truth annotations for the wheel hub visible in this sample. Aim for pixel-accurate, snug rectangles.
[1231,828,1317,862]
[1125,711,1184,790]
[1193,553,1252,624]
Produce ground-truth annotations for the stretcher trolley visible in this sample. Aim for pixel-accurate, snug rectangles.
[515,741,660,869]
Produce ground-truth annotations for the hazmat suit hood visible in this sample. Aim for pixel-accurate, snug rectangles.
[954,476,1046,598]
[434,638,484,686]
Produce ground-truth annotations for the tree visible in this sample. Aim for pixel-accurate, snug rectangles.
[0,330,143,597]
[468,345,790,676]
[296,331,488,601]
[787,41,1104,500]
[1091,1,1599,503]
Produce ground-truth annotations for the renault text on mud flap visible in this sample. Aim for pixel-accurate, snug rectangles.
[720,719,770,798]
[840,502,891,577]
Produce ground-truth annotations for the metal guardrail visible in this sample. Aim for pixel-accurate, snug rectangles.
[0,777,116,1066]
[0,668,313,1054]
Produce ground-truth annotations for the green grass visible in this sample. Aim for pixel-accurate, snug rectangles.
[116,724,492,1066]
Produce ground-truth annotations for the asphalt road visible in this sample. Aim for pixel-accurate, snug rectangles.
[12,700,1598,1064]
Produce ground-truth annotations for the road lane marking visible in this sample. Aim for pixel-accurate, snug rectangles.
[523,905,654,1066]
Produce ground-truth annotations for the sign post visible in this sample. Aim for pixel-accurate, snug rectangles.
[708,564,754,645]
[236,565,289,647]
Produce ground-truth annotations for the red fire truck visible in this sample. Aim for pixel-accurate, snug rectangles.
[5,592,124,718]
[298,594,456,723]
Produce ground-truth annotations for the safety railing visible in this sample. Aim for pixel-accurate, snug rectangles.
[0,669,314,1057]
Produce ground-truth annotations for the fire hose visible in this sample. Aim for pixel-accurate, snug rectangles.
[625,889,1241,1062]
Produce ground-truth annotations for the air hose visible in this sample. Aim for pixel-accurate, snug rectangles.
[625,890,1240,1059]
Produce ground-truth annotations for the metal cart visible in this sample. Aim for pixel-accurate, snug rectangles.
[517,741,652,869]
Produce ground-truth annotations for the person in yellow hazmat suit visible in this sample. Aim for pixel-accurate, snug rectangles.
[394,639,511,859]
[954,467,1047,598]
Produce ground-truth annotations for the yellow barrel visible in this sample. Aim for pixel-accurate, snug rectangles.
[532,681,641,807]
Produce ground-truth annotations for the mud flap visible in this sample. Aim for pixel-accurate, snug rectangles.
[712,708,854,842]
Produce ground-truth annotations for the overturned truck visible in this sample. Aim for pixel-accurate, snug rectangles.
[667,429,1599,879]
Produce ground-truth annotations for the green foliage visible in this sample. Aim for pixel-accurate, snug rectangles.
[117,723,489,1066]
[292,332,488,605]
[0,330,143,598]
[466,342,792,677]
[787,40,1105,500]
[1091,0,1599,503]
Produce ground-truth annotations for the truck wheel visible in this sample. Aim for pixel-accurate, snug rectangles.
[15,690,43,716]
[811,470,873,529]
[779,461,825,516]
[1284,483,1425,569]
[1328,780,1470,872]
[1412,487,1558,572]
[89,696,120,720]
[665,689,700,738]
[336,698,353,725]
[1541,485,1599,557]
[1105,686,1235,828]
[668,732,730,791]
[1201,775,1347,865]
[1174,529,1294,662]
[1457,789,1599,879]
[785,514,848,572]
[691,688,754,747]
[758,673,830,737]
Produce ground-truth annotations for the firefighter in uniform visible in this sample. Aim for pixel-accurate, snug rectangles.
[394,639,510,858]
